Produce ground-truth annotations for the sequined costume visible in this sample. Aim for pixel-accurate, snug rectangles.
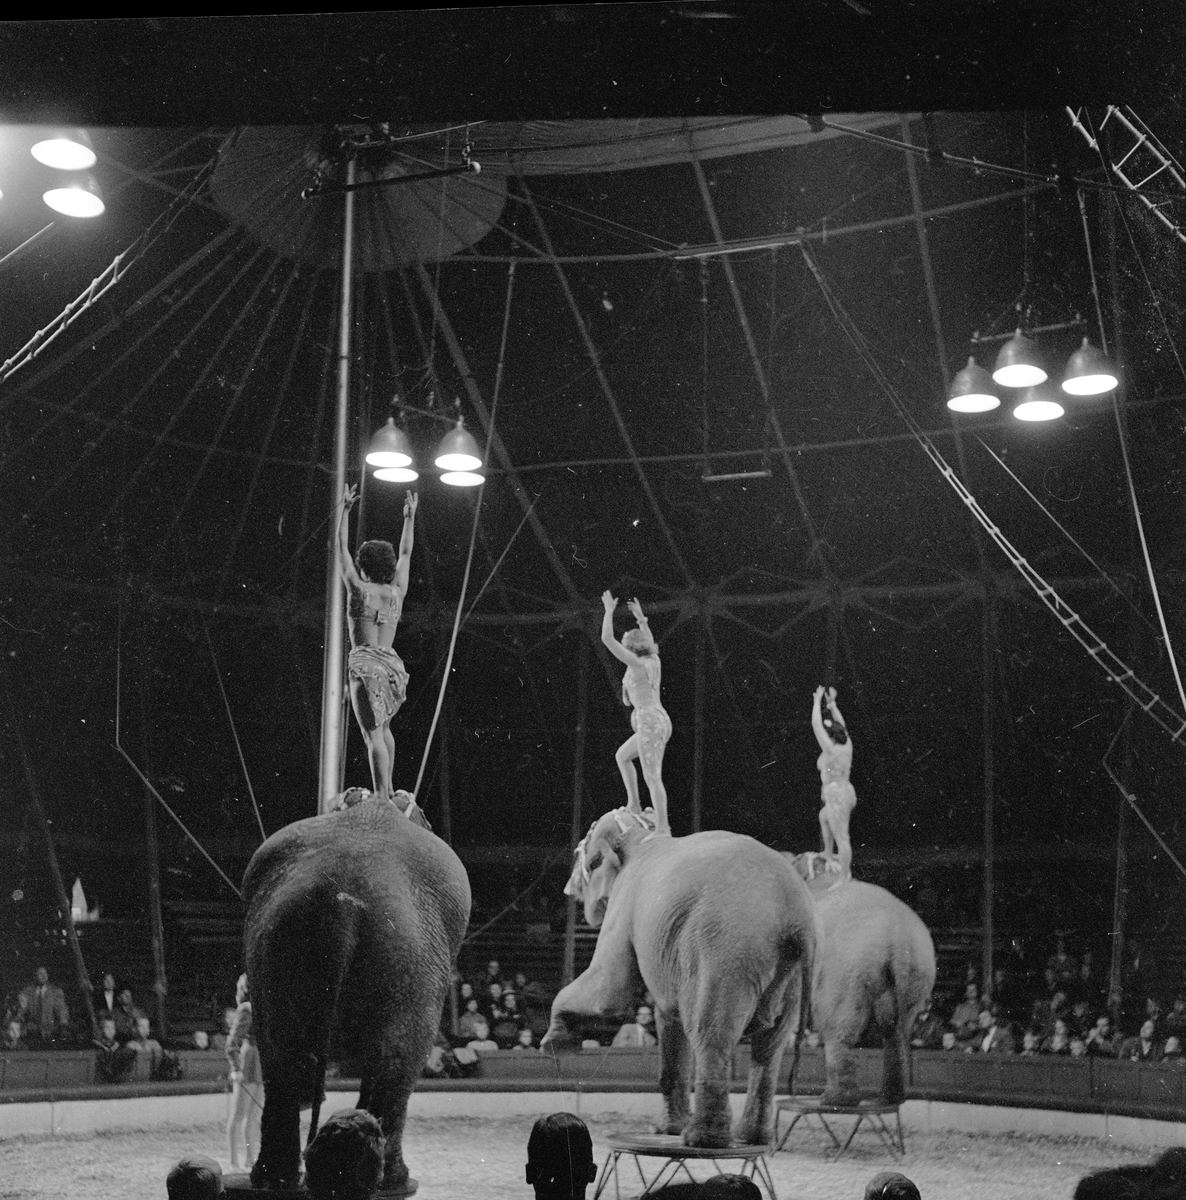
[623,656,671,775]
[347,644,408,728]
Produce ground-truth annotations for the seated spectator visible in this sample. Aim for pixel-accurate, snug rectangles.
[1164,995,1186,1040]
[910,1000,944,1049]
[1041,1019,1071,1055]
[1069,1036,1088,1058]
[113,987,145,1042]
[93,1016,136,1084]
[948,983,981,1043]
[526,1112,597,1200]
[974,1008,1014,1054]
[304,1109,384,1200]
[424,1032,465,1079]
[4,1018,27,1051]
[513,1028,538,1052]
[1047,936,1079,994]
[514,970,549,1005]
[1144,995,1163,1033]
[465,1019,499,1053]
[493,993,527,1048]
[1020,1029,1041,1056]
[1118,1019,1162,1062]
[166,1155,224,1200]
[192,1030,210,1050]
[612,1004,658,1048]
[1068,998,1092,1038]
[940,1031,961,1052]
[581,1038,603,1050]
[459,981,476,1008]
[483,959,505,991]
[866,1173,922,1200]
[96,972,119,1021]
[17,966,70,1046]
[458,998,486,1041]
[485,981,506,1018]
[128,1014,181,1080]
[1162,1036,1183,1063]
[1084,1014,1117,1058]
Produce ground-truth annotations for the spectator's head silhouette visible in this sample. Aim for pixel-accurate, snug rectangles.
[303,1109,385,1200]
[526,1112,597,1199]
[645,1177,761,1198]
[166,1155,224,1200]
[865,1172,921,1200]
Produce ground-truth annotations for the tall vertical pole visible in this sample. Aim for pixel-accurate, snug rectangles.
[318,156,357,814]
[563,636,590,987]
[981,585,996,990]
[691,617,705,833]
[138,664,169,1037]
[5,673,98,1039]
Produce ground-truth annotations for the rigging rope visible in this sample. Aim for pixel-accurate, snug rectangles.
[798,242,1186,746]
[411,260,516,802]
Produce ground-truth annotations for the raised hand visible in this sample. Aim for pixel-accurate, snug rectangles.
[626,597,645,622]
[343,483,359,508]
[601,589,618,612]
[826,686,838,704]
[404,491,419,519]
[813,685,826,702]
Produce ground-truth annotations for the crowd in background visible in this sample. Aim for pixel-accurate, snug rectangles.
[911,935,1186,1063]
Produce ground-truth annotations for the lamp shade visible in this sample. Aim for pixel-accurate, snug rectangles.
[373,465,419,483]
[434,419,482,472]
[947,357,1000,413]
[31,128,96,171]
[42,174,104,217]
[1061,338,1119,396]
[1012,385,1064,422]
[993,329,1047,388]
[440,470,485,487]
[365,417,414,468]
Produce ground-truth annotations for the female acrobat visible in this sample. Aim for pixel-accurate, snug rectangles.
[812,684,856,881]
[337,483,417,803]
[601,590,672,836]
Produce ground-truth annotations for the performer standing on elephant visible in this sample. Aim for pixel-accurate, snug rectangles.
[337,483,417,804]
[601,590,672,836]
[812,684,856,881]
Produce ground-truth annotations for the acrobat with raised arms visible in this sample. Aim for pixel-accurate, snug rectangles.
[812,684,856,881]
[601,590,672,836]
[337,484,416,805]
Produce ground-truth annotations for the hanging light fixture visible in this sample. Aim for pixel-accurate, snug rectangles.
[42,174,105,218]
[992,329,1047,388]
[1012,384,1064,422]
[31,128,97,171]
[365,416,414,468]
[1061,337,1119,396]
[434,417,484,487]
[947,357,1000,413]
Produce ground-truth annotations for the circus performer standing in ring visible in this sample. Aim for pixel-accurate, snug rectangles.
[601,590,672,836]
[337,483,416,804]
[812,684,856,881]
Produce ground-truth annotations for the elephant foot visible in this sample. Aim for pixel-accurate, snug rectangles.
[249,1161,300,1191]
[819,1087,862,1109]
[732,1117,772,1146]
[376,1178,418,1198]
[653,1115,689,1136]
[682,1121,732,1149]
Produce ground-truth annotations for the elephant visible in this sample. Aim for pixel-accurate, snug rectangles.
[787,852,936,1107]
[242,794,470,1195]
[544,808,818,1149]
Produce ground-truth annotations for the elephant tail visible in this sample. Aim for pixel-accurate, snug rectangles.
[785,925,815,1096]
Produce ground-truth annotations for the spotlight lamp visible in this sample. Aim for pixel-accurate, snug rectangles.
[947,357,1000,413]
[993,329,1047,389]
[31,128,97,171]
[1012,385,1064,422]
[365,416,414,469]
[434,418,484,487]
[1061,338,1119,396]
[42,174,105,218]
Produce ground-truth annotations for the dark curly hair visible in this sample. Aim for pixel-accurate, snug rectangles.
[356,539,397,584]
[303,1109,384,1200]
[526,1112,596,1190]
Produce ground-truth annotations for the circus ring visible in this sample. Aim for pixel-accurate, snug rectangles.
[2,1048,1184,1200]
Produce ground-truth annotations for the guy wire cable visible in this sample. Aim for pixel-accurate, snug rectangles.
[411,259,515,801]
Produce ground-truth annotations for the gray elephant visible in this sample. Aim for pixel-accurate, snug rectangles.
[243,794,470,1195]
[544,808,818,1148]
[788,853,936,1106]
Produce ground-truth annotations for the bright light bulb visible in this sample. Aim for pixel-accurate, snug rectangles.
[43,184,104,218]
[374,466,419,483]
[993,363,1048,388]
[1013,399,1064,422]
[947,394,1000,414]
[1061,373,1118,397]
[32,137,97,171]
[435,451,482,472]
[440,470,484,487]
[366,449,413,468]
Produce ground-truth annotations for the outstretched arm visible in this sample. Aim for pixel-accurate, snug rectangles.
[625,597,657,654]
[811,685,832,752]
[394,490,418,597]
[825,687,849,738]
[601,590,644,667]
[337,484,362,588]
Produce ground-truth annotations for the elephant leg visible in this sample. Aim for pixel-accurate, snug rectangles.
[655,1009,692,1136]
[881,1028,908,1106]
[735,975,799,1145]
[543,955,639,1053]
[821,1037,863,1108]
[683,979,747,1149]
[359,1068,417,1195]
[250,1079,301,1189]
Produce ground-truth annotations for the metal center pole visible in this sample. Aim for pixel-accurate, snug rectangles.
[318,156,356,814]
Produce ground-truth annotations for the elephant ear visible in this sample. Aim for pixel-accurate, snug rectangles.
[588,843,623,910]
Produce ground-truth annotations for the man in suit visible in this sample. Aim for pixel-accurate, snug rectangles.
[976,1007,1016,1055]
[96,972,118,1019]
[1118,1019,1162,1062]
[17,966,70,1045]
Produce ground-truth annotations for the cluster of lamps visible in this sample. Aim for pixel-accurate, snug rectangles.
[947,330,1119,421]
[365,414,485,487]
[26,128,105,218]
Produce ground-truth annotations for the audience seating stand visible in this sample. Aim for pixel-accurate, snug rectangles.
[773,1096,904,1160]
[593,1133,777,1200]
